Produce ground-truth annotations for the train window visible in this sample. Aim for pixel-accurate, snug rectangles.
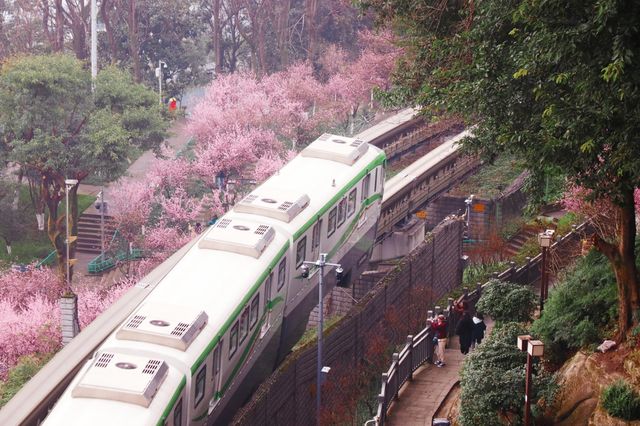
[328,208,337,237]
[277,258,287,290]
[312,220,322,249]
[347,189,356,217]
[296,237,307,267]
[239,307,249,343]
[194,366,206,407]
[361,174,371,201]
[174,398,183,426]
[250,294,260,328]
[229,322,238,358]
[337,198,346,227]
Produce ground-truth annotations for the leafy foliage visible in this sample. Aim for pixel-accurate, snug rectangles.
[459,322,556,425]
[531,250,618,364]
[601,380,640,421]
[0,353,54,408]
[476,279,537,324]
[462,261,509,288]
[361,0,640,334]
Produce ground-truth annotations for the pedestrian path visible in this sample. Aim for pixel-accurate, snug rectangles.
[386,318,495,426]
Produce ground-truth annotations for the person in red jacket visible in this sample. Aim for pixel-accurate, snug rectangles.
[431,314,448,367]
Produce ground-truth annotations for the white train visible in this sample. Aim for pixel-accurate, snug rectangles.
[42,134,385,425]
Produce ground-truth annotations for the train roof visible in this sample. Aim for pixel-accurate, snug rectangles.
[42,134,384,424]
[383,130,470,203]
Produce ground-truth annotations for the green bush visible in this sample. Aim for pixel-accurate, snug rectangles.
[463,261,510,288]
[531,250,617,365]
[513,236,541,265]
[476,279,537,323]
[0,353,53,408]
[601,380,640,420]
[459,322,557,425]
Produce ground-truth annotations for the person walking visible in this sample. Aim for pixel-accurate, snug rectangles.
[456,311,474,354]
[431,314,448,367]
[472,313,487,349]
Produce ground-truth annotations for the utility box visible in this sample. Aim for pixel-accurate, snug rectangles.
[432,419,450,426]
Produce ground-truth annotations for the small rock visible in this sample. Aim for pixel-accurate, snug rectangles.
[598,340,617,353]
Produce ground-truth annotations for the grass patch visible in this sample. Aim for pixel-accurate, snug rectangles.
[0,187,95,267]
[0,352,55,408]
[450,154,526,199]
[292,314,344,351]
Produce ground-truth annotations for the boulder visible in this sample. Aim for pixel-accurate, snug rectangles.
[551,349,640,425]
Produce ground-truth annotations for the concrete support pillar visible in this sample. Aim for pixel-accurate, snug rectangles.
[60,294,80,345]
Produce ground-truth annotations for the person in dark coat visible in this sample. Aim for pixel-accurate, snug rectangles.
[455,312,474,354]
[472,313,487,349]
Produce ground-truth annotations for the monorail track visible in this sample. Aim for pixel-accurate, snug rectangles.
[0,109,478,426]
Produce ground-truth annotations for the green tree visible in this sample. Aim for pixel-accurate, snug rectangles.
[0,54,167,287]
[476,279,537,324]
[361,0,640,336]
[459,322,556,425]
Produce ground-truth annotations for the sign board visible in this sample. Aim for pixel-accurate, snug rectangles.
[415,210,427,220]
[472,203,486,213]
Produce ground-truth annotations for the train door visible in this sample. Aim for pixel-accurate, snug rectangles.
[208,342,222,412]
[260,273,273,338]
[311,219,322,260]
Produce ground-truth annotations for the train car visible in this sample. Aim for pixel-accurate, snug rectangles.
[377,130,477,237]
[42,133,385,426]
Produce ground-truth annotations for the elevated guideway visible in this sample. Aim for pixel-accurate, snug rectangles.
[0,109,478,426]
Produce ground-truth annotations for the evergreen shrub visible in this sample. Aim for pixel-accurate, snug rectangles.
[459,322,556,425]
[601,380,640,420]
[531,250,617,364]
[475,279,537,323]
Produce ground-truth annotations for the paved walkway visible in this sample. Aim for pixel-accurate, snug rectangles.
[386,318,495,425]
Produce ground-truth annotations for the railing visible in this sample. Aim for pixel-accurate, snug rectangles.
[35,250,57,268]
[87,230,144,274]
[370,221,592,425]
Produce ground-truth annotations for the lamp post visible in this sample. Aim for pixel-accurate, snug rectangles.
[464,194,474,240]
[301,253,343,426]
[517,335,544,426]
[156,60,167,105]
[537,229,554,312]
[65,179,78,289]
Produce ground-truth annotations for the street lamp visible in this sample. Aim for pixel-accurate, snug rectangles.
[301,253,342,426]
[464,194,474,240]
[517,335,544,426]
[537,229,554,312]
[65,179,79,289]
[156,60,168,105]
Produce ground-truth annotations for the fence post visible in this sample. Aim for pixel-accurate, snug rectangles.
[407,335,414,380]
[392,353,400,400]
[378,390,386,425]
[525,257,532,284]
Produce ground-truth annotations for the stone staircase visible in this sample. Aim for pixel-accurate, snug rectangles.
[77,213,116,254]
[504,226,539,258]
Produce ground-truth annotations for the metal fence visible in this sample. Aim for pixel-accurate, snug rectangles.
[370,221,592,425]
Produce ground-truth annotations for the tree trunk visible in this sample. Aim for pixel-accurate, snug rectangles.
[305,0,318,62]
[212,0,223,73]
[276,0,290,69]
[54,0,65,51]
[126,0,141,82]
[100,0,119,62]
[594,187,639,338]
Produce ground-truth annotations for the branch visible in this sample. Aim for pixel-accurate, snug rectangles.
[593,233,619,264]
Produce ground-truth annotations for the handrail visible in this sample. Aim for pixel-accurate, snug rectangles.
[35,250,57,268]
[368,221,592,425]
[87,230,144,274]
